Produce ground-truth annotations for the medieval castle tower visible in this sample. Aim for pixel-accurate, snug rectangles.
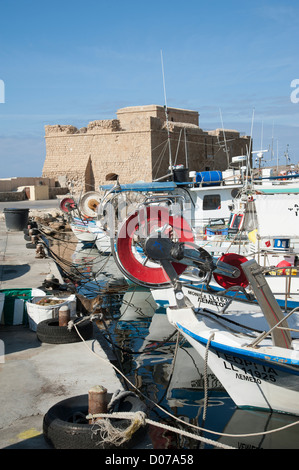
[42,105,250,193]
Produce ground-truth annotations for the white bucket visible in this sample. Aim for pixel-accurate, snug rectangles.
[27,294,76,331]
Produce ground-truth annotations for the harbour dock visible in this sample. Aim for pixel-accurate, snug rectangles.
[0,204,124,449]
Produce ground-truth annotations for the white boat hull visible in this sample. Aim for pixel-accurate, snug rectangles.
[167,307,299,416]
[151,272,299,311]
[94,234,111,253]
[70,217,111,252]
[70,223,96,242]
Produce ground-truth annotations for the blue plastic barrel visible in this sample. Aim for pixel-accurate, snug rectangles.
[195,171,222,185]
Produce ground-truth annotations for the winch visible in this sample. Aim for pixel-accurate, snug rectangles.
[113,203,293,350]
[113,205,248,294]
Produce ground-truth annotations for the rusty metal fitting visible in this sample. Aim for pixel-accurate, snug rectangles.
[88,385,108,423]
[58,305,70,326]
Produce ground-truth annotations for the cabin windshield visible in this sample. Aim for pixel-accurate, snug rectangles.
[203,194,221,210]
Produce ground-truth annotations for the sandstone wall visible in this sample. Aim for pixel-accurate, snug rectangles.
[0,176,55,192]
[42,105,251,194]
[43,123,153,193]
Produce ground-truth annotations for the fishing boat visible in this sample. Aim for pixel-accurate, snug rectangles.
[99,167,244,237]
[108,188,299,311]
[196,182,299,310]
[71,159,299,309]
[148,183,299,312]
[59,193,111,251]
[112,205,299,416]
[59,195,97,243]
[70,216,97,242]
[165,258,299,416]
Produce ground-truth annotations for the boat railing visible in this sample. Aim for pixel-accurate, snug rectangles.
[143,193,186,210]
[249,305,299,348]
[253,172,299,184]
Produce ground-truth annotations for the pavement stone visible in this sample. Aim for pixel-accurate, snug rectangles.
[0,201,125,449]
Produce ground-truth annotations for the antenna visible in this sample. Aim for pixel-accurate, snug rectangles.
[161,50,168,110]
[271,120,274,161]
[244,108,255,190]
[160,50,173,173]
[219,108,229,168]
[184,127,188,168]
[284,144,290,166]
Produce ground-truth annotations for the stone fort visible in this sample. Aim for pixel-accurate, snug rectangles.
[42,105,250,193]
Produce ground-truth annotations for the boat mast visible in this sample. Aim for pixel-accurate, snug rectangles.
[184,127,188,168]
[219,108,229,168]
[161,50,173,176]
[245,108,255,192]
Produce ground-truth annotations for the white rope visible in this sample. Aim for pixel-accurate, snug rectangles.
[86,411,234,449]
[202,333,215,423]
[87,411,147,447]
[72,322,299,445]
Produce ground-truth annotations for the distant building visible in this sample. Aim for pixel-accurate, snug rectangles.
[42,105,251,193]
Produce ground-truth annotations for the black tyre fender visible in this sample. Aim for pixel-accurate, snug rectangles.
[43,394,147,449]
[36,318,93,344]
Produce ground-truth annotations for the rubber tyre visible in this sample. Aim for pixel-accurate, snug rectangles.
[43,394,147,449]
[36,318,93,344]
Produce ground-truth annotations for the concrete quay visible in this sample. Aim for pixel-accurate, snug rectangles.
[0,201,124,449]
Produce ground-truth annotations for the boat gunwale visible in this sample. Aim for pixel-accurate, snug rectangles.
[175,320,299,372]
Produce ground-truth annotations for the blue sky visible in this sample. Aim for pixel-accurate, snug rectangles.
[1,0,299,177]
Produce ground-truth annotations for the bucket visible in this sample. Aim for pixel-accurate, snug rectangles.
[273,238,290,251]
[0,288,46,325]
[3,208,29,231]
[26,294,76,331]
[172,167,189,183]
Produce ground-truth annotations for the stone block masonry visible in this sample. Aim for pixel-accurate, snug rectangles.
[42,105,251,194]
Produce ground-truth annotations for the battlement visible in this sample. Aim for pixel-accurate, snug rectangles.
[45,105,200,136]
[42,105,250,194]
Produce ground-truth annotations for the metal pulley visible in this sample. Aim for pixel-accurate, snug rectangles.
[213,253,249,288]
[59,197,76,213]
[78,191,102,218]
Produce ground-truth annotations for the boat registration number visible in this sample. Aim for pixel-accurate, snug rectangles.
[186,289,227,308]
